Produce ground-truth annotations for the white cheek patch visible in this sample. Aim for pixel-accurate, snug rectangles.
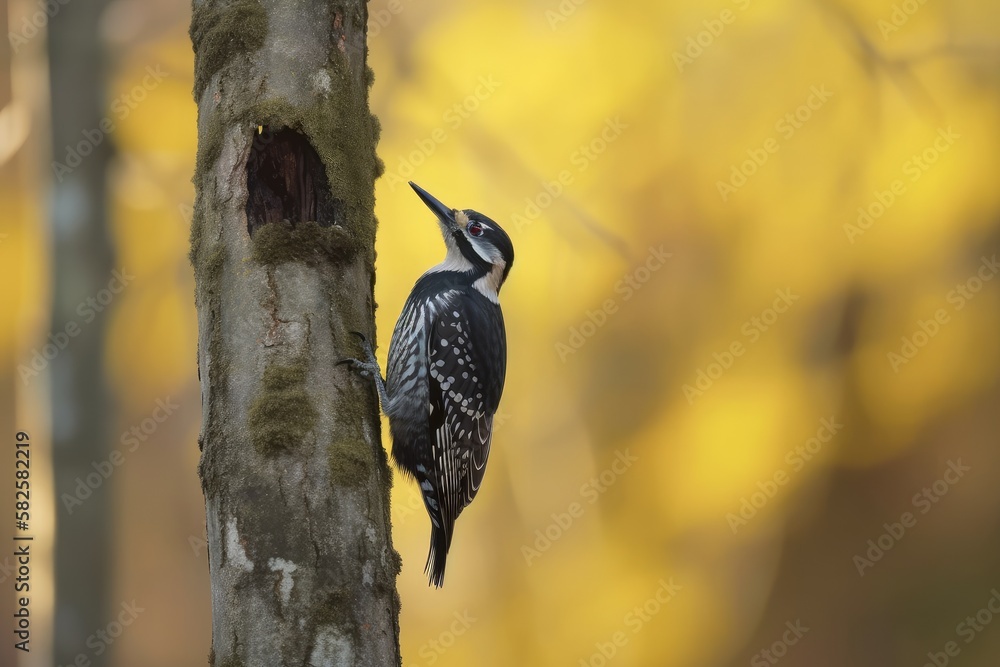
[468,238,497,264]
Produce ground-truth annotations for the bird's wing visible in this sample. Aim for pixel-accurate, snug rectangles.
[385,289,450,423]
[427,291,506,526]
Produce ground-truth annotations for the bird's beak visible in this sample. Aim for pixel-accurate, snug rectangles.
[409,182,457,231]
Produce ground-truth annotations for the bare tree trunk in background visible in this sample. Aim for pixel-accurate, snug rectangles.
[189,0,400,664]
[48,1,115,664]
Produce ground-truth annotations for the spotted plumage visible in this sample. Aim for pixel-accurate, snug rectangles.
[342,182,513,587]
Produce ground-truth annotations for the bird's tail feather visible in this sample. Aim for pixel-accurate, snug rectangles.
[425,520,453,588]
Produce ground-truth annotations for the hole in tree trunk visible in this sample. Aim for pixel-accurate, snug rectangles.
[245,126,341,235]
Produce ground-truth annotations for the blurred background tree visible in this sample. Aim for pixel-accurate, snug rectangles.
[47,2,116,665]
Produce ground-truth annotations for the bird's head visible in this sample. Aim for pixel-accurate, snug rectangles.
[410,182,514,294]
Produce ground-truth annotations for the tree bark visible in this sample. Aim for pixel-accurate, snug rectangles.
[189,1,399,664]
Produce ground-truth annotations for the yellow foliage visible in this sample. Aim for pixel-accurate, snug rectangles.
[8,0,1000,664]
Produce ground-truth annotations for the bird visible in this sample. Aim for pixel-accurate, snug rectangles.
[341,182,514,587]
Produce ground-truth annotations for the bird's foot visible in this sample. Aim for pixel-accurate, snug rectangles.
[338,332,390,408]
[338,331,378,374]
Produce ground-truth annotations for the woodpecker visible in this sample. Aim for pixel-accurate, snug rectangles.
[341,182,514,587]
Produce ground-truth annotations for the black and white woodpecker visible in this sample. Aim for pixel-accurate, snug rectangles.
[341,182,514,588]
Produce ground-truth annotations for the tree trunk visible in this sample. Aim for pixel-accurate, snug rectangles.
[48,2,115,664]
[189,0,399,664]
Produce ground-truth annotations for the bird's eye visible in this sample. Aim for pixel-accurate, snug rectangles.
[467,222,484,237]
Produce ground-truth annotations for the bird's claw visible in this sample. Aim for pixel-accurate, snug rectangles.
[339,333,378,378]
[349,330,375,356]
[341,331,388,409]
[343,330,377,365]
[337,357,371,376]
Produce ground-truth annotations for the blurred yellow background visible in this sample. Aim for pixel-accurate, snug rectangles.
[3,0,1000,665]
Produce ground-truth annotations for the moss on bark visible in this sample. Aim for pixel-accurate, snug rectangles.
[250,220,356,265]
[328,436,369,487]
[248,359,318,455]
[190,0,268,102]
